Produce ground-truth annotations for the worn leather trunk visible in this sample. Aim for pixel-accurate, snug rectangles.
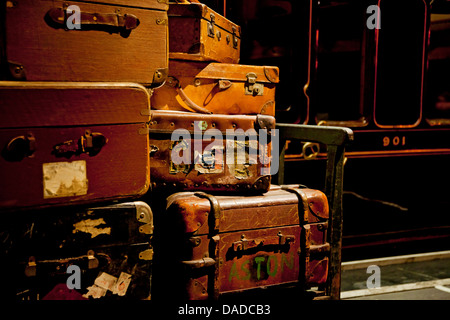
[0,201,153,300]
[151,60,279,115]
[148,110,275,193]
[1,0,168,86]
[0,82,151,212]
[153,185,330,300]
[168,2,241,63]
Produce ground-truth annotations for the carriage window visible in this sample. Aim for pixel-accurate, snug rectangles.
[425,11,450,127]
[314,1,369,127]
[373,0,427,128]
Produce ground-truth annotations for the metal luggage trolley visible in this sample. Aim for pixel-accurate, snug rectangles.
[276,123,354,299]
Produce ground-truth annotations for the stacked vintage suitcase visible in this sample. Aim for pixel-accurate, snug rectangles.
[0,0,166,300]
[0,0,331,300]
[150,0,332,301]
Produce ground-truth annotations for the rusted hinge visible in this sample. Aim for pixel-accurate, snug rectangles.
[139,248,154,260]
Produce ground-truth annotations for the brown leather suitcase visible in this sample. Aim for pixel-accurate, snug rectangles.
[148,110,275,193]
[1,201,153,300]
[168,2,241,63]
[153,185,330,300]
[151,60,279,115]
[1,0,168,86]
[0,82,151,212]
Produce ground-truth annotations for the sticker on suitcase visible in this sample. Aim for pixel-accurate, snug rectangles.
[227,252,296,283]
[170,122,279,175]
[72,218,111,239]
[42,160,88,198]
[194,146,225,174]
[84,271,133,299]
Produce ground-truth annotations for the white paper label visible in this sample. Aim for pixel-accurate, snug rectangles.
[43,160,88,198]
[83,285,107,299]
[83,272,132,299]
[112,272,132,296]
[94,272,118,291]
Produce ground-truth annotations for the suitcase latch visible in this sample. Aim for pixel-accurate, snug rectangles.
[245,73,264,96]
[232,26,239,49]
[207,13,216,38]
[52,130,107,158]
[278,232,296,245]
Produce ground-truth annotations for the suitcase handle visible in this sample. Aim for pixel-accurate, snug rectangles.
[232,233,295,252]
[180,257,216,269]
[46,7,140,34]
[24,251,108,277]
[177,86,213,114]
[166,77,213,114]
[165,77,233,114]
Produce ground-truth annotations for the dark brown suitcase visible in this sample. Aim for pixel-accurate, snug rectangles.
[148,110,276,193]
[151,60,279,115]
[153,185,330,300]
[1,0,168,86]
[0,201,153,300]
[168,2,241,63]
[0,82,151,212]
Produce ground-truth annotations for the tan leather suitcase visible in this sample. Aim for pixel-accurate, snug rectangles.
[151,60,279,115]
[168,2,241,63]
[0,82,151,212]
[148,110,275,193]
[1,0,168,86]
[153,185,330,300]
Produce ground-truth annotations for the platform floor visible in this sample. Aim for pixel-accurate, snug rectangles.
[341,251,450,300]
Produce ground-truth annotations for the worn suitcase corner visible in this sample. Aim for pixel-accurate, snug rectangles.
[166,193,211,234]
[251,175,271,193]
[134,201,154,236]
[264,66,280,83]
